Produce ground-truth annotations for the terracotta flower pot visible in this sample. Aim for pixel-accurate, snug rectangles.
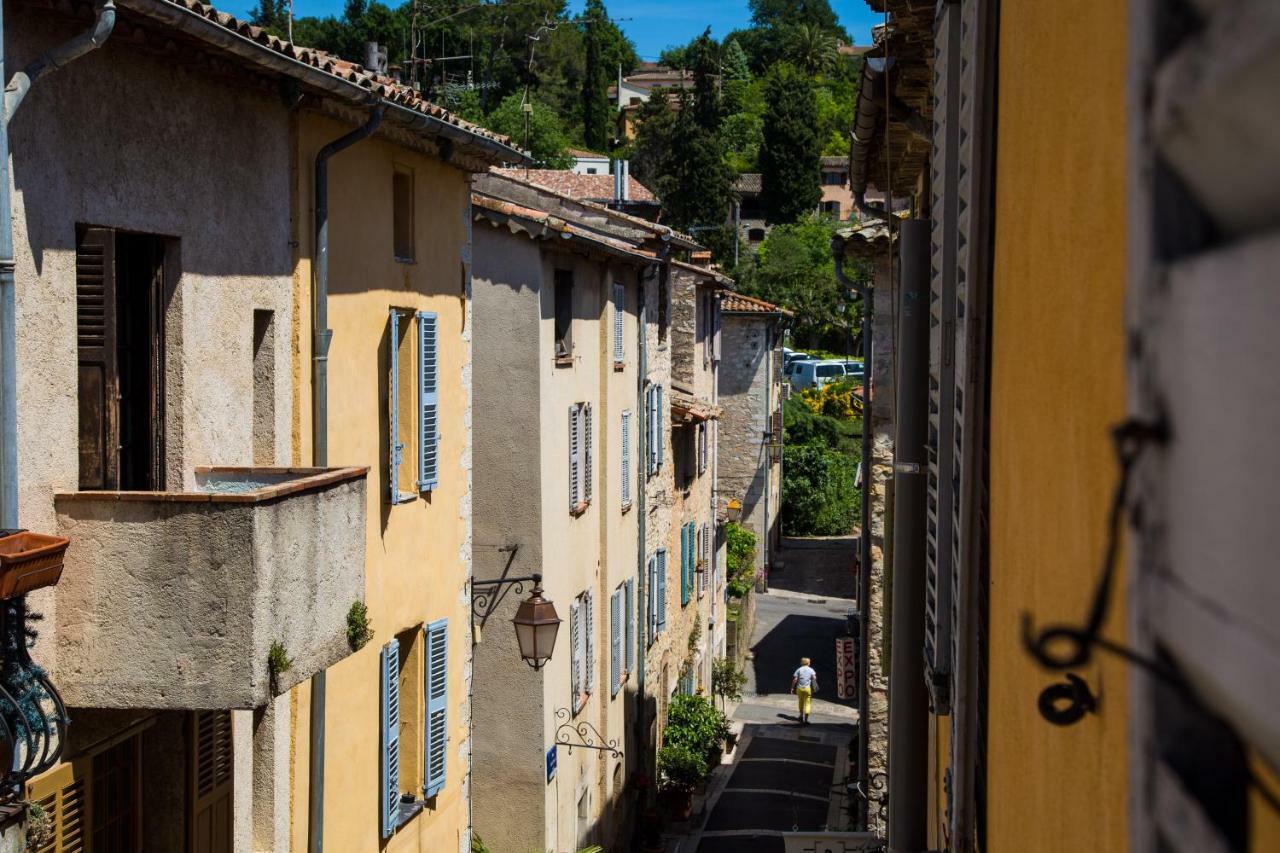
[0,532,68,599]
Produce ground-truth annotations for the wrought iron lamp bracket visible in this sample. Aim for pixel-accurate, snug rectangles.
[470,556,539,620]
[553,707,623,758]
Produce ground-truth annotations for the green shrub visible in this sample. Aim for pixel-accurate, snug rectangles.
[664,693,731,759]
[712,657,748,711]
[346,600,373,651]
[657,742,708,793]
[781,444,859,535]
[725,522,757,598]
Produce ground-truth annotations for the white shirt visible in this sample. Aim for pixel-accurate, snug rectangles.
[794,666,817,688]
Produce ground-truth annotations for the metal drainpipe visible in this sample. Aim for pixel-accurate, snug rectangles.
[309,105,384,853]
[0,1,116,528]
[832,237,873,830]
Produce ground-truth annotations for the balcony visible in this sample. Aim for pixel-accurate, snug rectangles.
[52,467,368,710]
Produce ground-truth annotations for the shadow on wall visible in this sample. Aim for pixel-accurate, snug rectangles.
[750,613,855,709]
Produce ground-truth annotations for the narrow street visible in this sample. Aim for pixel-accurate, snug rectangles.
[686,537,859,851]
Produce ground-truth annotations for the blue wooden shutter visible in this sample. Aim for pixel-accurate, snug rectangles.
[646,386,656,475]
[417,312,439,491]
[380,639,401,838]
[585,590,595,694]
[613,282,625,364]
[625,578,635,672]
[656,385,665,469]
[569,404,581,510]
[610,588,621,696]
[388,310,404,504]
[424,619,448,798]
[621,411,632,506]
[646,556,656,644]
[680,523,691,606]
[657,549,668,631]
[584,404,593,504]
[570,598,582,711]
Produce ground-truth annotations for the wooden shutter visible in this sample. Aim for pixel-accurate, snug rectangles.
[424,619,448,798]
[584,403,593,504]
[380,639,401,838]
[656,385,665,469]
[584,590,595,695]
[712,295,722,361]
[188,711,233,853]
[698,423,708,474]
[611,588,622,696]
[570,598,582,711]
[646,556,656,644]
[646,386,657,475]
[680,524,691,606]
[417,312,439,491]
[28,759,88,853]
[77,226,118,491]
[388,310,405,505]
[621,410,632,506]
[569,404,581,510]
[613,282,625,364]
[625,578,635,672]
[656,549,667,631]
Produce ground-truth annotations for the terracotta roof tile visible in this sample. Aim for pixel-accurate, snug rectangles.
[721,292,793,317]
[493,169,657,204]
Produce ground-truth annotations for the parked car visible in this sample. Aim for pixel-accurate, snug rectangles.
[783,349,811,368]
[842,360,865,379]
[784,358,815,383]
[790,359,851,390]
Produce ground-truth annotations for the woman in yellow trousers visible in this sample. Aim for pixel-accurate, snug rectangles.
[791,657,819,725]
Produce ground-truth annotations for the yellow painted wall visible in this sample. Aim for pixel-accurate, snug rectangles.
[289,113,474,853]
[986,1,1129,850]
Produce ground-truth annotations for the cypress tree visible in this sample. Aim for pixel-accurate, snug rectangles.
[581,0,612,151]
[760,64,822,224]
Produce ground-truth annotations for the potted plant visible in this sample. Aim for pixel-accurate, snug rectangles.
[0,531,69,599]
[635,808,665,853]
[657,742,706,820]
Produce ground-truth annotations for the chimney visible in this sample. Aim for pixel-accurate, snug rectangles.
[691,250,712,267]
[621,160,631,202]
[613,160,623,206]
[364,41,388,76]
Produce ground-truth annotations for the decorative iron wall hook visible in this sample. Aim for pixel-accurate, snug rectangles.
[554,707,623,758]
[1037,674,1098,727]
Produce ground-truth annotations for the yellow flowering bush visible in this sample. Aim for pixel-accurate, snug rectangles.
[799,382,863,421]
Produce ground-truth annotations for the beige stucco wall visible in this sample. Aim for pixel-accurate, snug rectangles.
[289,113,475,853]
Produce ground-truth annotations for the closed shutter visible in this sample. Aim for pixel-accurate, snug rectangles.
[584,403,593,504]
[570,598,582,711]
[27,761,87,853]
[712,295,722,361]
[680,523,691,606]
[76,225,118,491]
[613,282,625,364]
[417,312,439,491]
[584,590,595,695]
[646,385,658,474]
[190,711,232,853]
[646,556,656,644]
[610,589,622,696]
[380,639,401,838]
[569,404,582,510]
[656,385,665,469]
[424,619,448,798]
[698,423,708,474]
[625,577,636,671]
[656,549,668,631]
[621,410,632,506]
[388,310,406,505]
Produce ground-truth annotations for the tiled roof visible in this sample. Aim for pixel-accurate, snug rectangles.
[721,292,793,317]
[123,0,523,162]
[821,156,849,168]
[471,193,656,262]
[670,391,721,422]
[735,173,763,194]
[492,169,657,204]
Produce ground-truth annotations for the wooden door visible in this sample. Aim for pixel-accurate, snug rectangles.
[89,737,140,853]
[188,711,232,853]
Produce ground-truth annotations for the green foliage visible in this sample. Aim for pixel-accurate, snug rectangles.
[470,834,491,853]
[782,444,859,536]
[580,0,612,150]
[664,694,731,761]
[268,640,293,693]
[712,657,748,709]
[761,65,822,224]
[657,742,708,793]
[748,0,846,37]
[645,101,735,234]
[346,600,374,651]
[725,521,758,598]
[799,380,863,420]
[783,393,860,453]
[484,94,576,168]
[786,24,839,75]
[687,613,703,655]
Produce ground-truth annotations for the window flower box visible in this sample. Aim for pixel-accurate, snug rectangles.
[0,532,69,599]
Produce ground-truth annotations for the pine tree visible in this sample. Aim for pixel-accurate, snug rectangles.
[760,65,821,224]
[688,29,721,134]
[651,94,734,234]
[580,0,612,150]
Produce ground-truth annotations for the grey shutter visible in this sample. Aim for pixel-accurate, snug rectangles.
[380,639,401,838]
[646,556,656,644]
[417,312,439,491]
[698,422,708,474]
[656,549,668,631]
[610,589,622,696]
[584,403,593,504]
[570,598,582,711]
[647,386,658,475]
[656,385,665,469]
[621,410,632,506]
[613,282,625,364]
[712,295,722,361]
[625,577,635,671]
[569,404,581,510]
[388,310,405,504]
[585,590,595,695]
[424,619,448,797]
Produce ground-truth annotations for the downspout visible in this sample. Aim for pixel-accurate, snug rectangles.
[0,0,116,528]
[309,105,384,853]
[832,235,874,831]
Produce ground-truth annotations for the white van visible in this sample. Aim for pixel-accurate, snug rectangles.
[790,359,850,391]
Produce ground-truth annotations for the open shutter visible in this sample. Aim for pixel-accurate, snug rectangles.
[712,295,722,361]
[621,411,632,506]
[388,310,406,505]
[569,404,581,510]
[646,557,656,643]
[613,282,625,364]
[646,386,657,474]
[584,403,593,504]
[77,225,119,491]
[656,385,665,469]
[698,423,708,474]
[656,549,668,631]
[680,524,691,606]
[417,312,439,491]
[424,619,448,798]
[611,589,622,696]
[584,590,595,695]
[625,578,635,672]
[380,639,401,838]
[27,760,87,853]
[570,598,582,711]
[190,711,233,853]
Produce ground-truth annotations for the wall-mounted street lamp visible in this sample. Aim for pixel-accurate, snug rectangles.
[472,571,561,670]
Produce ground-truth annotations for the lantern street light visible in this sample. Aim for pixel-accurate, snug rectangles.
[472,571,561,670]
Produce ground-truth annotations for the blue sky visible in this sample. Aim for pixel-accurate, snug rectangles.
[218,0,881,61]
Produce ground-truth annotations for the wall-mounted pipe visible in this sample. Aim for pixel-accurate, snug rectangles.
[309,105,383,853]
[0,0,116,529]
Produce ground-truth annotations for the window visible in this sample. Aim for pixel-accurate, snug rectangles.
[380,621,449,838]
[647,550,667,645]
[646,384,664,476]
[393,166,415,262]
[621,410,632,508]
[657,265,669,343]
[612,281,626,366]
[822,201,842,217]
[252,310,276,465]
[748,228,766,243]
[569,402,593,513]
[387,309,440,503]
[76,226,169,491]
[27,727,146,853]
[570,591,594,713]
[554,269,574,360]
[697,421,708,475]
[680,521,695,606]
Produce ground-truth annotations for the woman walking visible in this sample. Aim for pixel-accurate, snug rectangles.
[791,657,819,725]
